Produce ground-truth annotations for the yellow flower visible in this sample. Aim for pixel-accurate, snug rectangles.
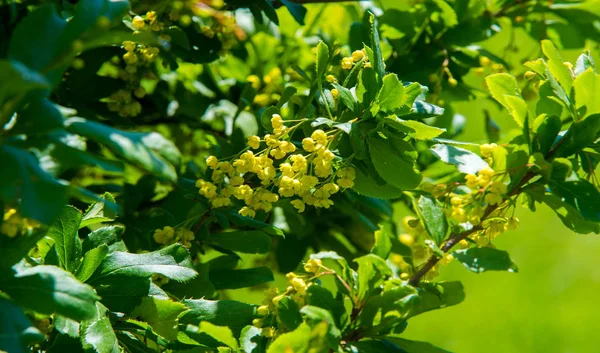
[257,305,269,316]
[252,318,264,328]
[341,57,354,70]
[398,233,414,246]
[229,176,244,186]
[248,135,261,149]
[448,77,458,87]
[132,15,145,30]
[506,217,520,230]
[311,129,328,145]
[254,93,270,106]
[480,143,497,158]
[247,75,261,89]
[364,62,372,68]
[484,192,503,205]
[524,71,536,80]
[303,259,322,273]
[465,174,478,189]
[271,114,284,130]
[290,277,307,295]
[351,50,365,62]
[291,200,305,212]
[302,137,316,152]
[123,52,138,65]
[326,75,336,83]
[440,253,454,266]
[290,154,307,172]
[490,181,507,195]
[479,56,491,67]
[331,88,339,99]
[337,178,354,189]
[123,41,136,52]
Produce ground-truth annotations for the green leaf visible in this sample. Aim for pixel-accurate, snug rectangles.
[11,98,64,135]
[76,245,109,283]
[208,230,271,254]
[277,296,303,331]
[410,281,465,317]
[414,195,448,244]
[356,67,379,106]
[65,118,181,182]
[430,143,489,174]
[0,230,46,270]
[80,192,117,229]
[267,323,312,353]
[0,145,68,224]
[181,299,257,336]
[306,285,346,328]
[357,284,418,335]
[572,67,600,119]
[0,60,49,108]
[316,41,329,80]
[541,39,573,94]
[355,254,392,304]
[368,135,422,190]
[54,315,79,338]
[47,206,82,273]
[80,303,119,353]
[574,51,596,76]
[383,336,453,353]
[367,12,386,84]
[352,167,405,199]
[532,114,561,155]
[89,244,197,283]
[94,277,150,313]
[452,247,518,273]
[131,297,188,341]
[188,322,239,349]
[373,74,404,115]
[1,265,99,321]
[485,73,526,126]
[83,225,125,253]
[332,83,357,112]
[0,298,45,353]
[549,179,600,222]
[554,114,600,157]
[385,117,445,140]
[240,325,266,353]
[371,224,393,259]
[300,306,341,349]
[209,267,273,290]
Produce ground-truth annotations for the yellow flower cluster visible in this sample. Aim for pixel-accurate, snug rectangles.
[131,11,162,32]
[252,67,283,107]
[1,209,39,238]
[153,226,195,247]
[473,56,506,76]
[471,216,519,246]
[341,49,368,70]
[106,39,160,117]
[195,115,356,218]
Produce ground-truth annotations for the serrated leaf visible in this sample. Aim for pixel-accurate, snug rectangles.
[1,265,99,321]
[76,245,109,283]
[452,248,518,273]
[181,299,256,336]
[80,192,117,229]
[386,117,445,140]
[541,39,573,94]
[355,254,392,304]
[573,67,600,119]
[414,195,448,244]
[83,225,125,253]
[131,297,187,341]
[485,73,526,126]
[65,118,181,182]
[367,12,386,84]
[430,143,489,174]
[267,323,312,353]
[80,303,119,353]
[47,206,82,273]
[332,83,357,111]
[574,51,596,76]
[368,135,422,190]
[316,41,329,80]
[373,74,404,115]
[89,244,197,283]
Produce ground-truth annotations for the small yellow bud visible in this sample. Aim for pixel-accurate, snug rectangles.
[257,305,269,316]
[132,16,145,30]
[303,259,322,273]
[341,57,354,70]
[351,50,365,62]
[248,135,261,149]
[479,56,491,67]
[507,217,520,230]
[524,71,536,80]
[206,156,219,169]
[400,273,410,280]
[326,75,336,83]
[398,233,414,246]
[331,89,339,99]
[448,77,458,87]
[252,318,264,328]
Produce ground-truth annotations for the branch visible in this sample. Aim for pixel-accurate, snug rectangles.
[408,172,536,286]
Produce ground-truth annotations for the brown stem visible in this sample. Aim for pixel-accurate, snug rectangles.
[408,172,536,286]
